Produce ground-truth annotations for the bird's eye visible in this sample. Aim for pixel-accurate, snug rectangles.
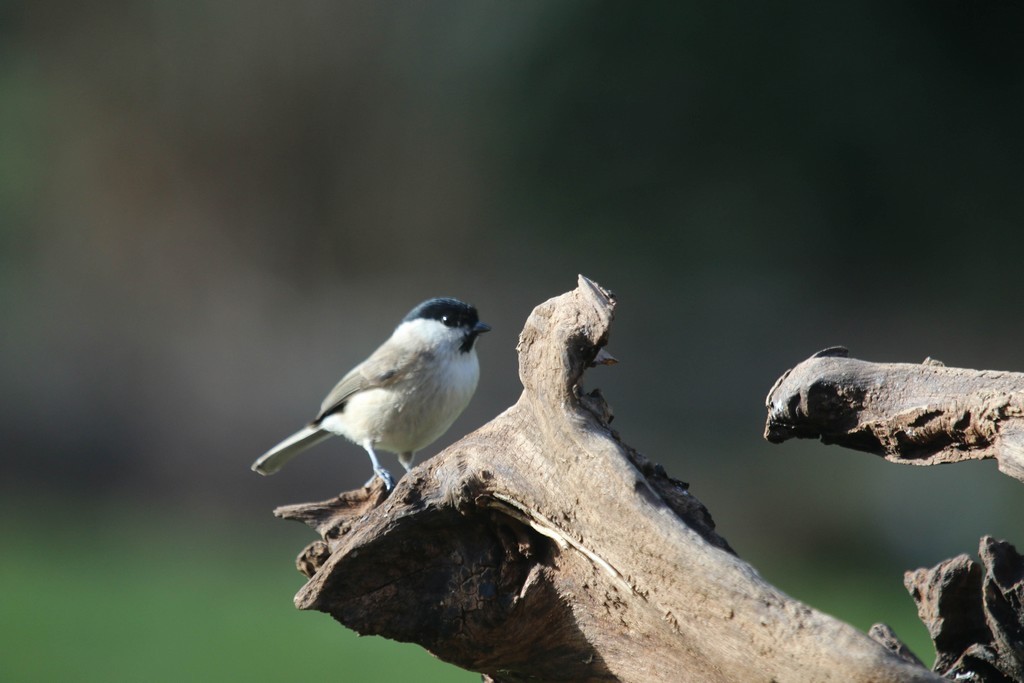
[441,314,457,327]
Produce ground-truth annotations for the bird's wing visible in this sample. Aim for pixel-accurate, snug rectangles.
[313,345,433,424]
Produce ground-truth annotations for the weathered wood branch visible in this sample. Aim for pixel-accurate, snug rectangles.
[906,537,1024,682]
[270,277,939,682]
[765,349,1024,681]
[764,348,1024,484]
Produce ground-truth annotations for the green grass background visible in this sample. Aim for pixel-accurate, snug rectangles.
[2,497,934,682]
[0,499,479,683]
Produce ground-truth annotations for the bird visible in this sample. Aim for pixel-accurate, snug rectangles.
[251,297,490,490]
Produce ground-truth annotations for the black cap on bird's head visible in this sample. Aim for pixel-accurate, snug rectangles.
[404,297,491,351]
[404,297,482,329]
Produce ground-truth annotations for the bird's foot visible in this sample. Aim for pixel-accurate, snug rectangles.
[364,467,395,491]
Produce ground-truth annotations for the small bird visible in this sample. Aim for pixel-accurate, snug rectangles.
[251,297,490,489]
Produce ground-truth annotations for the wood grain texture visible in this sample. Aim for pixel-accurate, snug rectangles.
[765,350,1024,681]
[765,349,1024,483]
[270,277,940,682]
[905,537,1024,681]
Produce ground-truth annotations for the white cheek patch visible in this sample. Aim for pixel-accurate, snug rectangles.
[391,317,461,349]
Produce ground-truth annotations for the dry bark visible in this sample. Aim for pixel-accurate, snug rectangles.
[270,276,939,683]
[765,349,1024,682]
[764,348,1024,483]
[905,537,1024,682]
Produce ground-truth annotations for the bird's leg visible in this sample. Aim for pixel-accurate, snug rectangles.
[360,440,394,490]
[398,452,415,472]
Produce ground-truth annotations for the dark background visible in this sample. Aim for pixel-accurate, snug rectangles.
[3,2,1023,680]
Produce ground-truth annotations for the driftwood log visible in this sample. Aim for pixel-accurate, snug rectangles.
[905,537,1024,682]
[764,347,1024,484]
[269,276,945,682]
[767,349,1024,682]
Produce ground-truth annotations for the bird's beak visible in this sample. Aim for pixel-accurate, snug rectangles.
[474,322,492,334]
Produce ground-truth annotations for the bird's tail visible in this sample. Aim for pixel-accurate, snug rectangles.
[251,426,332,475]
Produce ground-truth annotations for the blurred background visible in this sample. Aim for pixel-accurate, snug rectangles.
[3,1,1024,680]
